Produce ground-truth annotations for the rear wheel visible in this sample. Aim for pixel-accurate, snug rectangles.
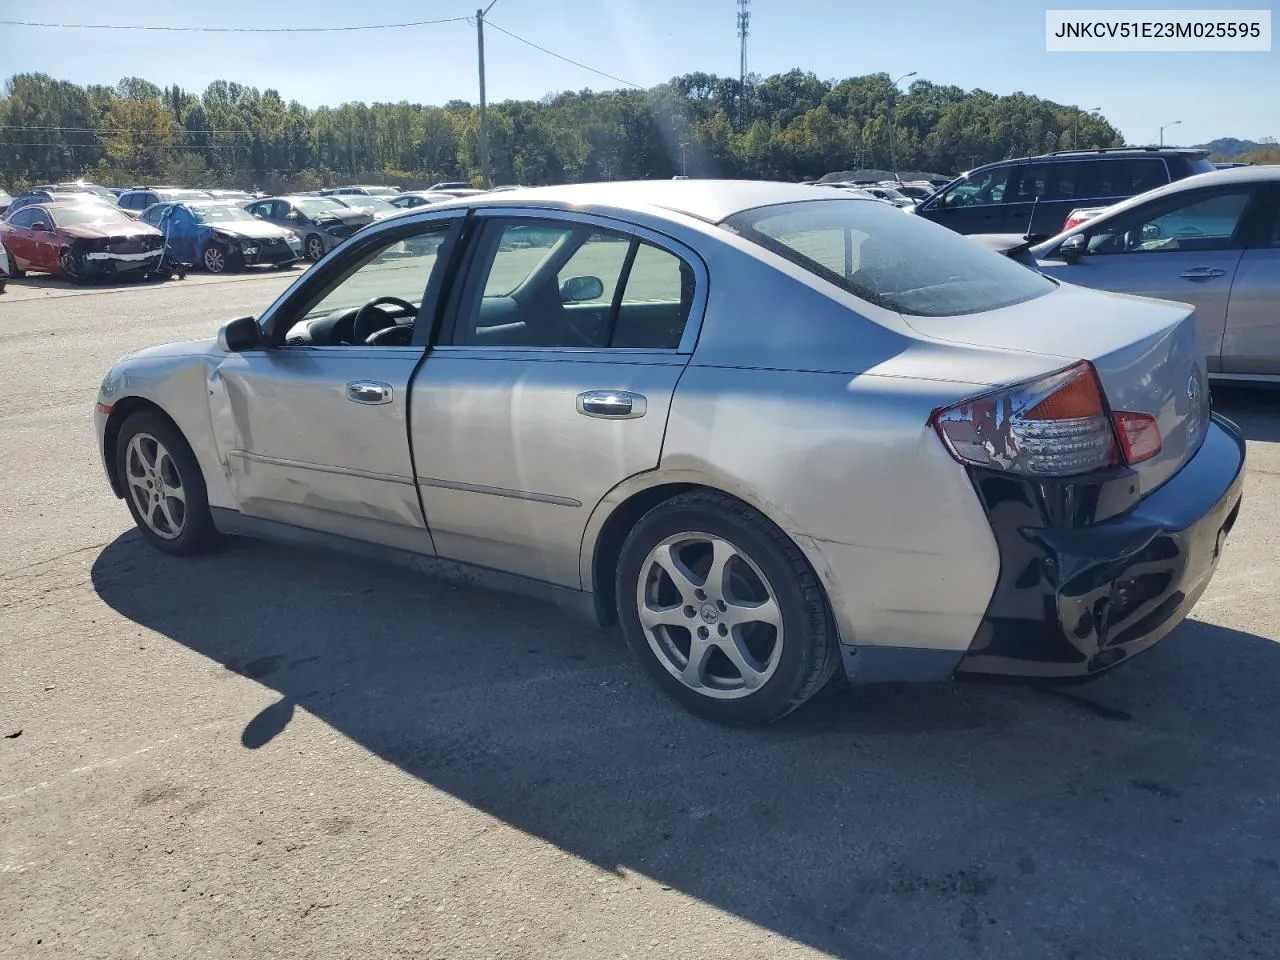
[616,491,839,724]
[115,411,217,556]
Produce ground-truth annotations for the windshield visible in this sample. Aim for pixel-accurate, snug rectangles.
[189,203,256,223]
[295,197,346,217]
[50,205,132,227]
[723,199,1055,317]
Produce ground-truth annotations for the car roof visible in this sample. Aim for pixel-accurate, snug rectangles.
[421,179,873,224]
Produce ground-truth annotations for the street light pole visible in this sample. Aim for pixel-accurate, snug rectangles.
[1159,119,1182,147]
[888,71,916,179]
[1074,105,1101,149]
[476,0,500,189]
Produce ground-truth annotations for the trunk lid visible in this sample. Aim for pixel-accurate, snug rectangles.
[902,282,1210,496]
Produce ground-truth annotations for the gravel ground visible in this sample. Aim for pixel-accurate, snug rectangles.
[2,272,1279,960]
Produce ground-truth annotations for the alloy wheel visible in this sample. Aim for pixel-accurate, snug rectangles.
[203,246,226,273]
[636,532,784,698]
[124,433,187,540]
[306,236,325,261]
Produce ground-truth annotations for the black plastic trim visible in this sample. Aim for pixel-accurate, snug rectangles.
[960,414,1246,678]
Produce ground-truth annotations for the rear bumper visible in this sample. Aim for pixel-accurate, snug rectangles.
[958,413,1245,678]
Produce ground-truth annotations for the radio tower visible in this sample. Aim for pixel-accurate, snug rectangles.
[737,0,751,130]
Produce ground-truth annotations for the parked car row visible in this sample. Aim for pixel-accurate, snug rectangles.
[0,179,520,281]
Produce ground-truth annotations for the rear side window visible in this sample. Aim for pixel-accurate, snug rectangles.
[724,199,1055,317]
[1081,158,1168,198]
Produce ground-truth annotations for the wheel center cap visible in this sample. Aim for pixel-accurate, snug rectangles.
[699,604,719,624]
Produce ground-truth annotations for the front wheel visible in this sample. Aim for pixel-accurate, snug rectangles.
[58,249,84,284]
[304,234,326,262]
[202,243,232,273]
[115,411,218,556]
[616,491,839,725]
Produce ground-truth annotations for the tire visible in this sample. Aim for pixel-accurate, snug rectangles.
[304,234,326,262]
[616,491,840,725]
[115,411,218,556]
[58,249,84,284]
[202,243,231,274]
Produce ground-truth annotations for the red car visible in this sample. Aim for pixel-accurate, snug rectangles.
[0,201,164,282]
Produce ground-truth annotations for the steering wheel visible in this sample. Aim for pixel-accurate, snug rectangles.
[351,296,417,343]
[365,323,414,347]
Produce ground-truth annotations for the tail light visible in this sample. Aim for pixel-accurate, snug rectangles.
[930,361,1161,477]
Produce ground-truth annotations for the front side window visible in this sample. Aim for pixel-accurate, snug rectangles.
[8,208,39,228]
[451,218,694,349]
[937,166,1011,208]
[1085,190,1254,255]
[724,198,1056,317]
[280,223,453,347]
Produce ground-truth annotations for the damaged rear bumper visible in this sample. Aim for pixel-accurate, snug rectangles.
[959,413,1246,678]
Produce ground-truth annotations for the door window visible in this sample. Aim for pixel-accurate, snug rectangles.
[7,208,40,228]
[937,166,1011,208]
[451,218,695,349]
[1086,190,1254,255]
[279,223,453,347]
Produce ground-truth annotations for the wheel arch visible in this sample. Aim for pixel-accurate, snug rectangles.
[102,396,181,498]
[581,469,826,630]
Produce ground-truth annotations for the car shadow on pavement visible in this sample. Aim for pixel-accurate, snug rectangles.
[91,532,1280,959]
[1213,386,1280,443]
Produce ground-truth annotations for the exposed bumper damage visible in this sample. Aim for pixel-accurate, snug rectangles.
[959,413,1246,678]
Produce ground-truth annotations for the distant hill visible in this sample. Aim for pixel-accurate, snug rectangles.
[1195,138,1265,157]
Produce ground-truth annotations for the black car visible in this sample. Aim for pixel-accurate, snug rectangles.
[911,147,1216,238]
[243,195,374,261]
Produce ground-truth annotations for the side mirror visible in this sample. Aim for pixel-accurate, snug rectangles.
[1058,233,1088,262]
[217,316,264,353]
[560,275,605,303]
[31,221,50,232]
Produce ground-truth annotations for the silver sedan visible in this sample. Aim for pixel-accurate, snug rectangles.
[93,181,1245,723]
[1026,166,1280,383]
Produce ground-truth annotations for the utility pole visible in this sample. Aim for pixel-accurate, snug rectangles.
[736,0,751,130]
[476,1,499,189]
[680,141,687,176]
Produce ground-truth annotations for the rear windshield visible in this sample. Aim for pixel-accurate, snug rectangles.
[722,199,1055,317]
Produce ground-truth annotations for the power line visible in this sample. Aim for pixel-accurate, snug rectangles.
[0,16,467,32]
[482,20,641,89]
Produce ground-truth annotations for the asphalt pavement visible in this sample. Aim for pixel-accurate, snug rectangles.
[2,272,1280,960]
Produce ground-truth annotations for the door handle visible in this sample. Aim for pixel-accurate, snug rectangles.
[1180,267,1227,281]
[347,380,393,405]
[576,390,647,420]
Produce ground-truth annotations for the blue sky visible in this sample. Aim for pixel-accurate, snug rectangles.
[0,0,1275,146]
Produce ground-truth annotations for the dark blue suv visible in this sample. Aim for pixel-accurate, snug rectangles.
[912,147,1216,239]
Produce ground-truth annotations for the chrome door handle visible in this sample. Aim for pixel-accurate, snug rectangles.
[1180,267,1227,281]
[576,390,647,420]
[347,380,392,405]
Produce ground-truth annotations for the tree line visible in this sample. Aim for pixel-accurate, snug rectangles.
[1,71,1129,193]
